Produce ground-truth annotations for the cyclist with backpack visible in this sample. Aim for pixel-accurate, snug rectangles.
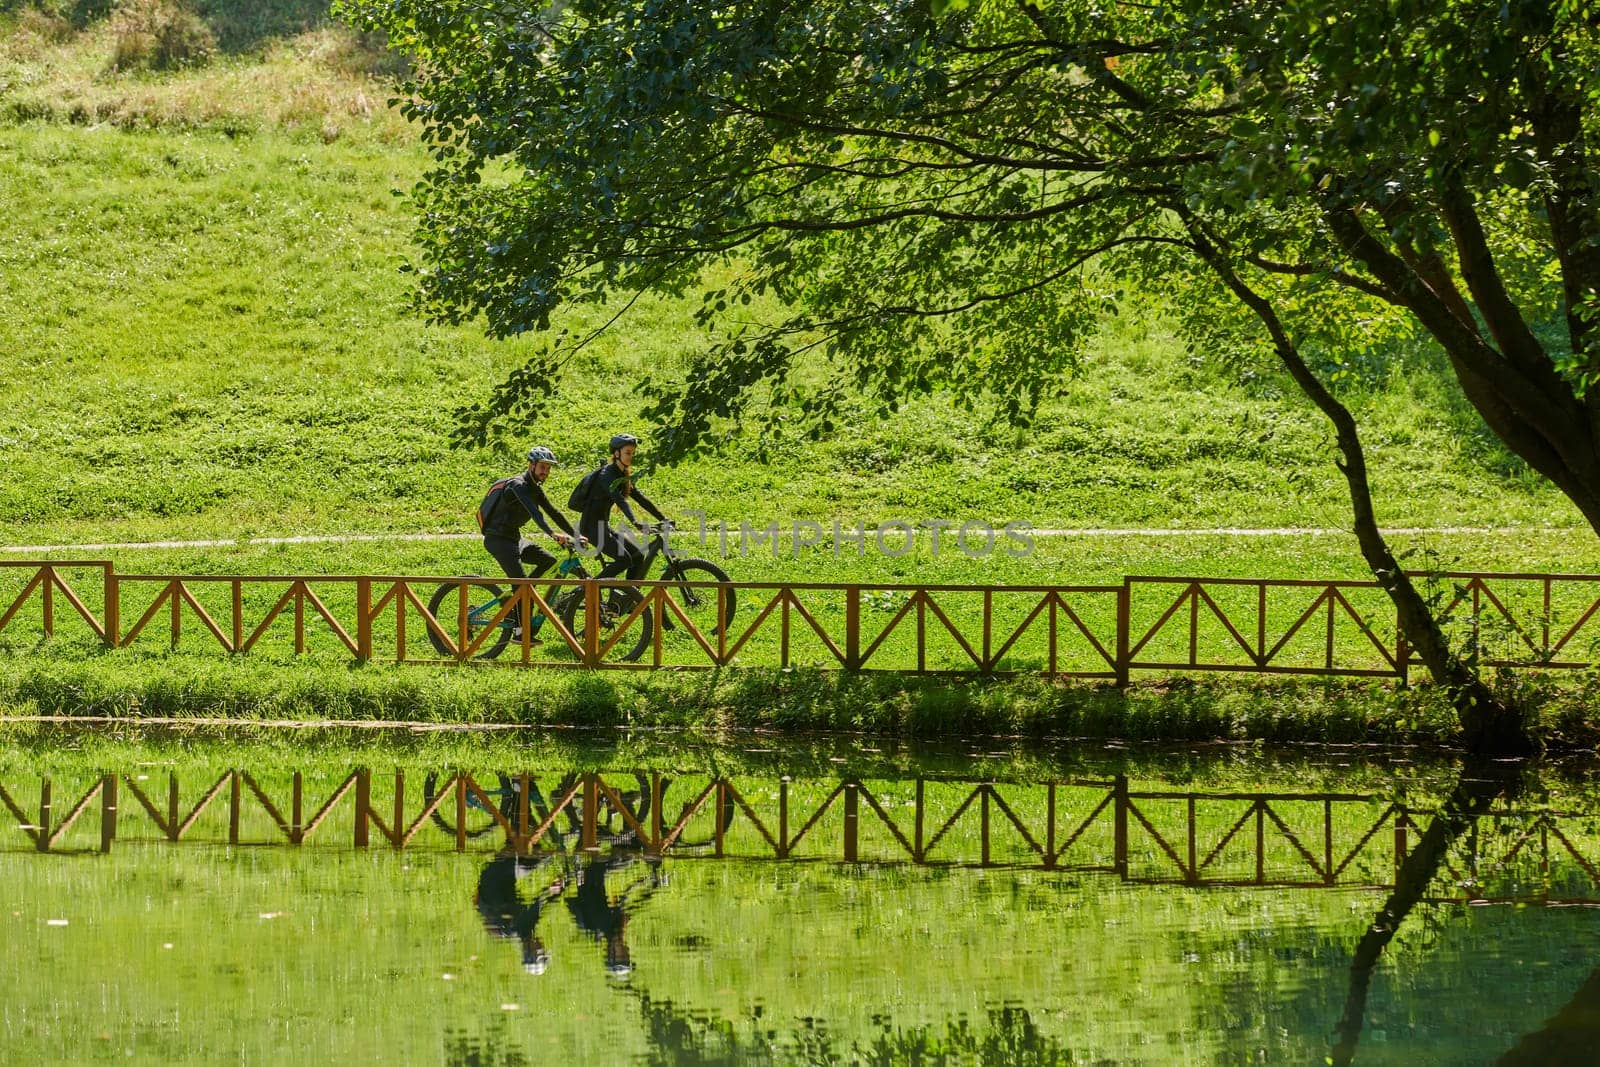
[478,446,582,632]
[571,433,669,583]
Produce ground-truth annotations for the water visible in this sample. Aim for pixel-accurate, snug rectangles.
[0,730,1596,1065]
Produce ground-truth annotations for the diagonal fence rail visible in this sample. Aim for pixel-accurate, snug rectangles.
[5,561,1600,681]
[6,767,1597,903]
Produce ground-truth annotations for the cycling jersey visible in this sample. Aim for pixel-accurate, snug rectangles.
[481,470,577,542]
[576,462,666,530]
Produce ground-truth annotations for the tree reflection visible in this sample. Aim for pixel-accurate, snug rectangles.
[1330,758,1530,1066]
[1497,966,1600,1064]
[631,999,1083,1065]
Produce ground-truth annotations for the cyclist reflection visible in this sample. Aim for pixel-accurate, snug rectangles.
[474,851,566,975]
[474,847,664,978]
[566,851,665,979]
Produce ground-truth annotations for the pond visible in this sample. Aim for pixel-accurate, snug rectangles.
[0,726,1595,1065]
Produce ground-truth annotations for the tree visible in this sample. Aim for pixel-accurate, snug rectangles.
[344,0,1600,752]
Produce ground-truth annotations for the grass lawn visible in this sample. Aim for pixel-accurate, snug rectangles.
[1,6,1595,744]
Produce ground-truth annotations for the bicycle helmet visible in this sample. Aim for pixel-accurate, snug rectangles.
[608,433,640,453]
[526,445,559,465]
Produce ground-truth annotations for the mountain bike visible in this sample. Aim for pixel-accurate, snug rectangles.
[423,771,733,851]
[616,520,737,639]
[425,549,653,662]
[427,524,733,663]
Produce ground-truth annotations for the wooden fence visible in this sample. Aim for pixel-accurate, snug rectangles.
[5,767,1597,901]
[5,561,1600,681]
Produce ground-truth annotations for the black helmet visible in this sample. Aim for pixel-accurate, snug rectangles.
[609,433,640,453]
[526,445,558,465]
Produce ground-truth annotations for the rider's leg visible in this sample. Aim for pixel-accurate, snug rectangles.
[518,541,558,632]
[483,535,526,627]
[518,540,557,578]
[616,530,649,581]
[587,522,632,580]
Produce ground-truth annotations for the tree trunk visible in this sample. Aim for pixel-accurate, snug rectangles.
[1189,223,1536,756]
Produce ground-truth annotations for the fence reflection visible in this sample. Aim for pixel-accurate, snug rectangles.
[4,768,1596,903]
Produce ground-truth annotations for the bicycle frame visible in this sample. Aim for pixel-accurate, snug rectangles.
[472,552,591,632]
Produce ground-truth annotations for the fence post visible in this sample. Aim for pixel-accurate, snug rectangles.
[914,777,925,863]
[1393,802,1407,879]
[1045,782,1057,869]
[100,773,117,853]
[231,580,243,654]
[170,580,181,649]
[843,782,859,863]
[103,565,119,649]
[392,770,405,851]
[581,773,599,851]
[291,771,304,845]
[228,770,241,845]
[583,581,600,668]
[1113,774,1128,876]
[1115,579,1132,687]
[356,578,373,662]
[354,768,371,848]
[649,773,663,852]
[37,777,51,853]
[844,586,861,670]
[714,780,727,858]
[778,777,790,859]
[980,784,992,866]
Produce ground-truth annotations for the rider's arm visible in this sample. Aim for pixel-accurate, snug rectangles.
[531,483,576,539]
[604,472,643,527]
[511,482,557,539]
[630,484,667,524]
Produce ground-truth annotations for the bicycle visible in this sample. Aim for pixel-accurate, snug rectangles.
[427,523,733,663]
[423,770,733,851]
[424,770,654,843]
[425,548,653,662]
[609,520,737,640]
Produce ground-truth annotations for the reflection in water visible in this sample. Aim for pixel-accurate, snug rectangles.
[633,999,1073,1065]
[566,851,664,979]
[1499,966,1600,1065]
[1332,759,1528,1065]
[5,750,1600,1063]
[475,851,564,974]
[475,847,664,980]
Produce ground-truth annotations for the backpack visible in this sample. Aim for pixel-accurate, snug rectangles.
[567,465,604,511]
[476,476,516,531]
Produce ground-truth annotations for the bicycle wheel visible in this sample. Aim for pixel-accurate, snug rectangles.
[424,771,515,838]
[427,579,514,660]
[560,585,653,662]
[658,775,736,851]
[660,557,736,637]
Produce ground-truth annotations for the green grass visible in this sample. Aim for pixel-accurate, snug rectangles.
[1,6,1596,743]
[0,115,1581,547]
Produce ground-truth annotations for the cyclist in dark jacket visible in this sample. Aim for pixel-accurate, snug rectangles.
[576,434,667,581]
[482,445,580,579]
[481,446,582,630]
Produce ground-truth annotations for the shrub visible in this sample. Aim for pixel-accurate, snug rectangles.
[107,0,214,72]
[13,6,75,44]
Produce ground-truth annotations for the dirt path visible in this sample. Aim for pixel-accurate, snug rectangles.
[0,525,1569,554]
